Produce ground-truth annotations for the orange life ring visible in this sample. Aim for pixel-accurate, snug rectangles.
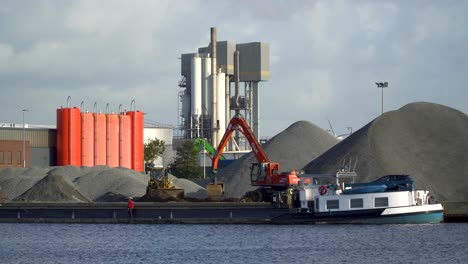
[319,185,328,195]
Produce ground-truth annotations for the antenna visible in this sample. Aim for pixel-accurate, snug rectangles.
[327,119,336,137]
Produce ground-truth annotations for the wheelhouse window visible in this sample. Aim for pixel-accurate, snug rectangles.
[375,197,388,207]
[326,200,339,210]
[350,198,364,208]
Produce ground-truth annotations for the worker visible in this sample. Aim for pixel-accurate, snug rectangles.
[127,197,135,218]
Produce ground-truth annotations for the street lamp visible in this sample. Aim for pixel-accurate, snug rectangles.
[375,82,388,115]
[22,109,28,168]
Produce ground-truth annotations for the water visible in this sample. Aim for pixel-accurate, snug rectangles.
[0,223,467,264]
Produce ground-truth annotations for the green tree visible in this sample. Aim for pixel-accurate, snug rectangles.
[144,138,165,166]
[172,141,202,179]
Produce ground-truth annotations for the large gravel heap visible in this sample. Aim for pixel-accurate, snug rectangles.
[216,121,339,198]
[304,102,468,201]
[0,166,207,202]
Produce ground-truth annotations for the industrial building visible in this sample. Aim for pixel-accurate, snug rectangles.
[177,27,269,150]
[0,123,173,170]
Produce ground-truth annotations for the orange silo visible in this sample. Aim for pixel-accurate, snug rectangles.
[56,106,81,166]
[94,112,106,166]
[119,113,131,169]
[127,110,144,172]
[106,113,119,168]
[81,111,94,167]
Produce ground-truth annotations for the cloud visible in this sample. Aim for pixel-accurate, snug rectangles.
[0,0,467,137]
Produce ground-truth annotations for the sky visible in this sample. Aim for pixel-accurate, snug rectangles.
[0,0,467,138]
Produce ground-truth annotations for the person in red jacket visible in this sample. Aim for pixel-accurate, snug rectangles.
[127,197,135,218]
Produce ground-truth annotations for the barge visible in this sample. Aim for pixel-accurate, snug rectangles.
[273,172,444,224]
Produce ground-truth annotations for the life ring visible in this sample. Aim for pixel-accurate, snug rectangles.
[319,185,328,195]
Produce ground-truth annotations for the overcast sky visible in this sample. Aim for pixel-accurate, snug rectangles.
[1,0,467,137]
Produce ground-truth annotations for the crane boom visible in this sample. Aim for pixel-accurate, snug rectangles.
[212,115,269,174]
[194,138,225,160]
[209,114,300,202]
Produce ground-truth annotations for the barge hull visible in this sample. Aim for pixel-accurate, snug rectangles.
[0,202,289,224]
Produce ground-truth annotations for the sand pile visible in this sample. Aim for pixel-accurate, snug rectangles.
[0,166,207,202]
[216,121,339,198]
[304,102,468,201]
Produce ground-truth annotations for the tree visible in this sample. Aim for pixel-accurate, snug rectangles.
[171,141,202,179]
[144,138,165,166]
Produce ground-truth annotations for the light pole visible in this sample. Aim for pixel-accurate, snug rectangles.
[375,82,388,115]
[22,109,28,168]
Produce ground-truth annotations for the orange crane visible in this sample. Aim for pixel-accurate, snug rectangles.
[211,115,300,201]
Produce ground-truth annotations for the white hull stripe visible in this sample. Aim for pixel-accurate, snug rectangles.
[381,204,443,215]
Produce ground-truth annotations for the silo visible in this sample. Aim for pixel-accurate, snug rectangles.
[94,112,106,166]
[106,113,119,167]
[201,55,212,116]
[217,71,226,141]
[119,113,131,169]
[56,108,68,166]
[127,110,144,172]
[81,111,94,167]
[56,107,81,166]
[191,54,202,132]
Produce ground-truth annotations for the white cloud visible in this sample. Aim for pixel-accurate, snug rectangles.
[0,0,467,136]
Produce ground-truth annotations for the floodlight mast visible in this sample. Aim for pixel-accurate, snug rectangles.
[375,82,388,115]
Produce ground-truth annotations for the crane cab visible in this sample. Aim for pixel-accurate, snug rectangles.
[250,162,299,187]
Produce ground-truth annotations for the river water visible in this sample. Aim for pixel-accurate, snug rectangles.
[0,223,466,264]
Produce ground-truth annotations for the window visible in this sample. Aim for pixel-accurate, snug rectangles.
[350,198,364,208]
[326,200,339,210]
[375,197,388,207]
[250,164,260,182]
[0,151,4,164]
[315,198,319,210]
[7,151,12,164]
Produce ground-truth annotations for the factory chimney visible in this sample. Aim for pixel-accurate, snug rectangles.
[234,50,241,147]
[211,27,218,146]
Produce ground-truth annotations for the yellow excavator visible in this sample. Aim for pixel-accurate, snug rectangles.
[144,166,184,201]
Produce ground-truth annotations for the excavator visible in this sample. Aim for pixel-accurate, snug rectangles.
[210,114,301,202]
[193,138,225,160]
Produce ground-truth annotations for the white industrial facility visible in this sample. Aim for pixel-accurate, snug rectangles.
[178,27,270,150]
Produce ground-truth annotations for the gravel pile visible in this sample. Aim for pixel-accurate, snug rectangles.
[0,166,207,202]
[304,102,468,202]
[169,175,208,200]
[216,120,339,198]
[0,167,49,200]
[14,174,90,202]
